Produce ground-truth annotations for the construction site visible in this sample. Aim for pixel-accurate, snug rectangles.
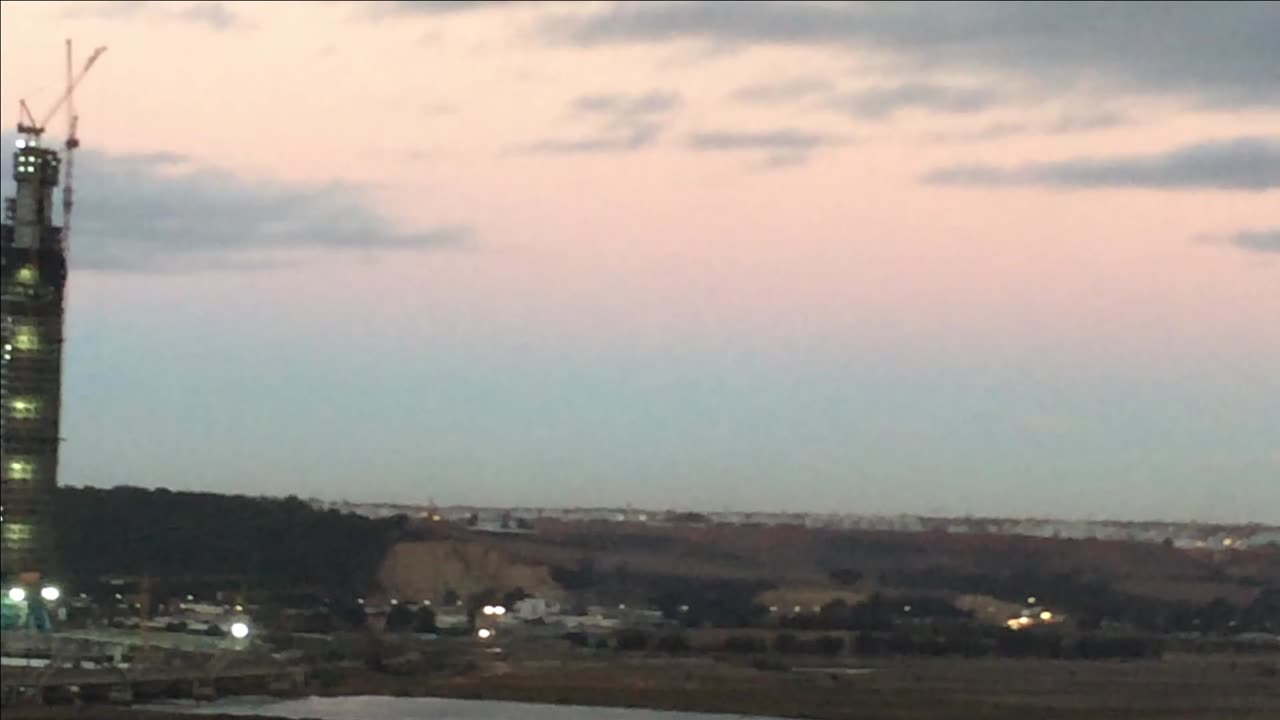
[0,43,304,710]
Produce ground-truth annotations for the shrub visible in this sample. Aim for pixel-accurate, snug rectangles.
[724,635,767,654]
[615,629,651,652]
[752,655,789,671]
[773,633,801,654]
[815,635,845,655]
[656,634,691,653]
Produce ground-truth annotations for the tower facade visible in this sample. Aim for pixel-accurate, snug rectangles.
[1,140,67,580]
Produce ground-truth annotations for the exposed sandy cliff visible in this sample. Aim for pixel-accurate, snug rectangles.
[378,539,564,602]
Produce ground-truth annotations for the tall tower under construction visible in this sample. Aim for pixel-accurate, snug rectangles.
[1,42,104,593]
[1,139,67,581]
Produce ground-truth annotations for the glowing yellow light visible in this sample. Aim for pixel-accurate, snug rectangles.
[9,398,39,419]
[15,265,37,284]
[7,460,35,480]
[1040,611,1053,621]
[13,328,39,351]
[3,523,33,542]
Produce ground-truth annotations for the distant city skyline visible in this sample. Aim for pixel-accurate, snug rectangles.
[1,1,1277,523]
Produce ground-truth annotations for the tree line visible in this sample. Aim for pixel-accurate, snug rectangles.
[54,485,406,594]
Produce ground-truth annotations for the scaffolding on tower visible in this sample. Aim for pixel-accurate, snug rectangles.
[2,39,105,606]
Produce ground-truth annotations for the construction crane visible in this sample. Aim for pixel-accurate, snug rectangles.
[15,40,107,252]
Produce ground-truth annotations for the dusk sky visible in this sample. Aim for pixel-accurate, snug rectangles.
[1,1,1277,522]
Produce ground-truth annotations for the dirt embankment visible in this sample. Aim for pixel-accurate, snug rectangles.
[378,540,564,602]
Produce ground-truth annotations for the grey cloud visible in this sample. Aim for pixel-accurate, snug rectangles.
[828,82,1002,119]
[372,0,526,14]
[731,77,833,104]
[688,128,845,168]
[66,0,246,30]
[0,133,469,273]
[689,129,840,151]
[924,137,1280,191]
[523,90,680,154]
[1226,228,1280,254]
[544,2,1280,109]
[362,0,546,21]
[63,0,149,18]
[928,110,1129,143]
[926,122,1029,144]
[1047,109,1129,134]
[174,2,242,30]
[573,91,681,117]
[925,165,1012,185]
[524,123,663,154]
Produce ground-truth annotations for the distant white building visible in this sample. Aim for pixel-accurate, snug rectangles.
[513,597,560,621]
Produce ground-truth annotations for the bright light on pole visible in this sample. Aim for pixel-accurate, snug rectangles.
[40,586,60,602]
[493,605,506,616]
[477,628,493,639]
[482,605,494,615]
[6,587,25,603]
[229,622,250,639]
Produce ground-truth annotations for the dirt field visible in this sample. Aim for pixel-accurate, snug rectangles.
[323,653,1280,720]
[5,653,1279,719]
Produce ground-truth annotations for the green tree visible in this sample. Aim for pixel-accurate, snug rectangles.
[386,604,415,632]
[413,606,438,633]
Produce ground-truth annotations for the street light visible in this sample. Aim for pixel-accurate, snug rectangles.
[229,622,251,639]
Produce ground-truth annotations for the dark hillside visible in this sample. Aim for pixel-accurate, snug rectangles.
[53,485,407,593]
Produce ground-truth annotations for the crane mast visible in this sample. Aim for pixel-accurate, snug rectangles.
[63,40,78,253]
[61,41,105,254]
[14,41,105,255]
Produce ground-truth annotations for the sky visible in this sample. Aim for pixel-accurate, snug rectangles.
[1,1,1277,523]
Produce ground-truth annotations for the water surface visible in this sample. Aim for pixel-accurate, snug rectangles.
[151,695,780,719]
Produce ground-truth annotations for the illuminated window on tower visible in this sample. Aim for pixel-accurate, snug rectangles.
[6,460,35,481]
[2,523,34,543]
[8,398,40,419]
[13,326,39,351]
